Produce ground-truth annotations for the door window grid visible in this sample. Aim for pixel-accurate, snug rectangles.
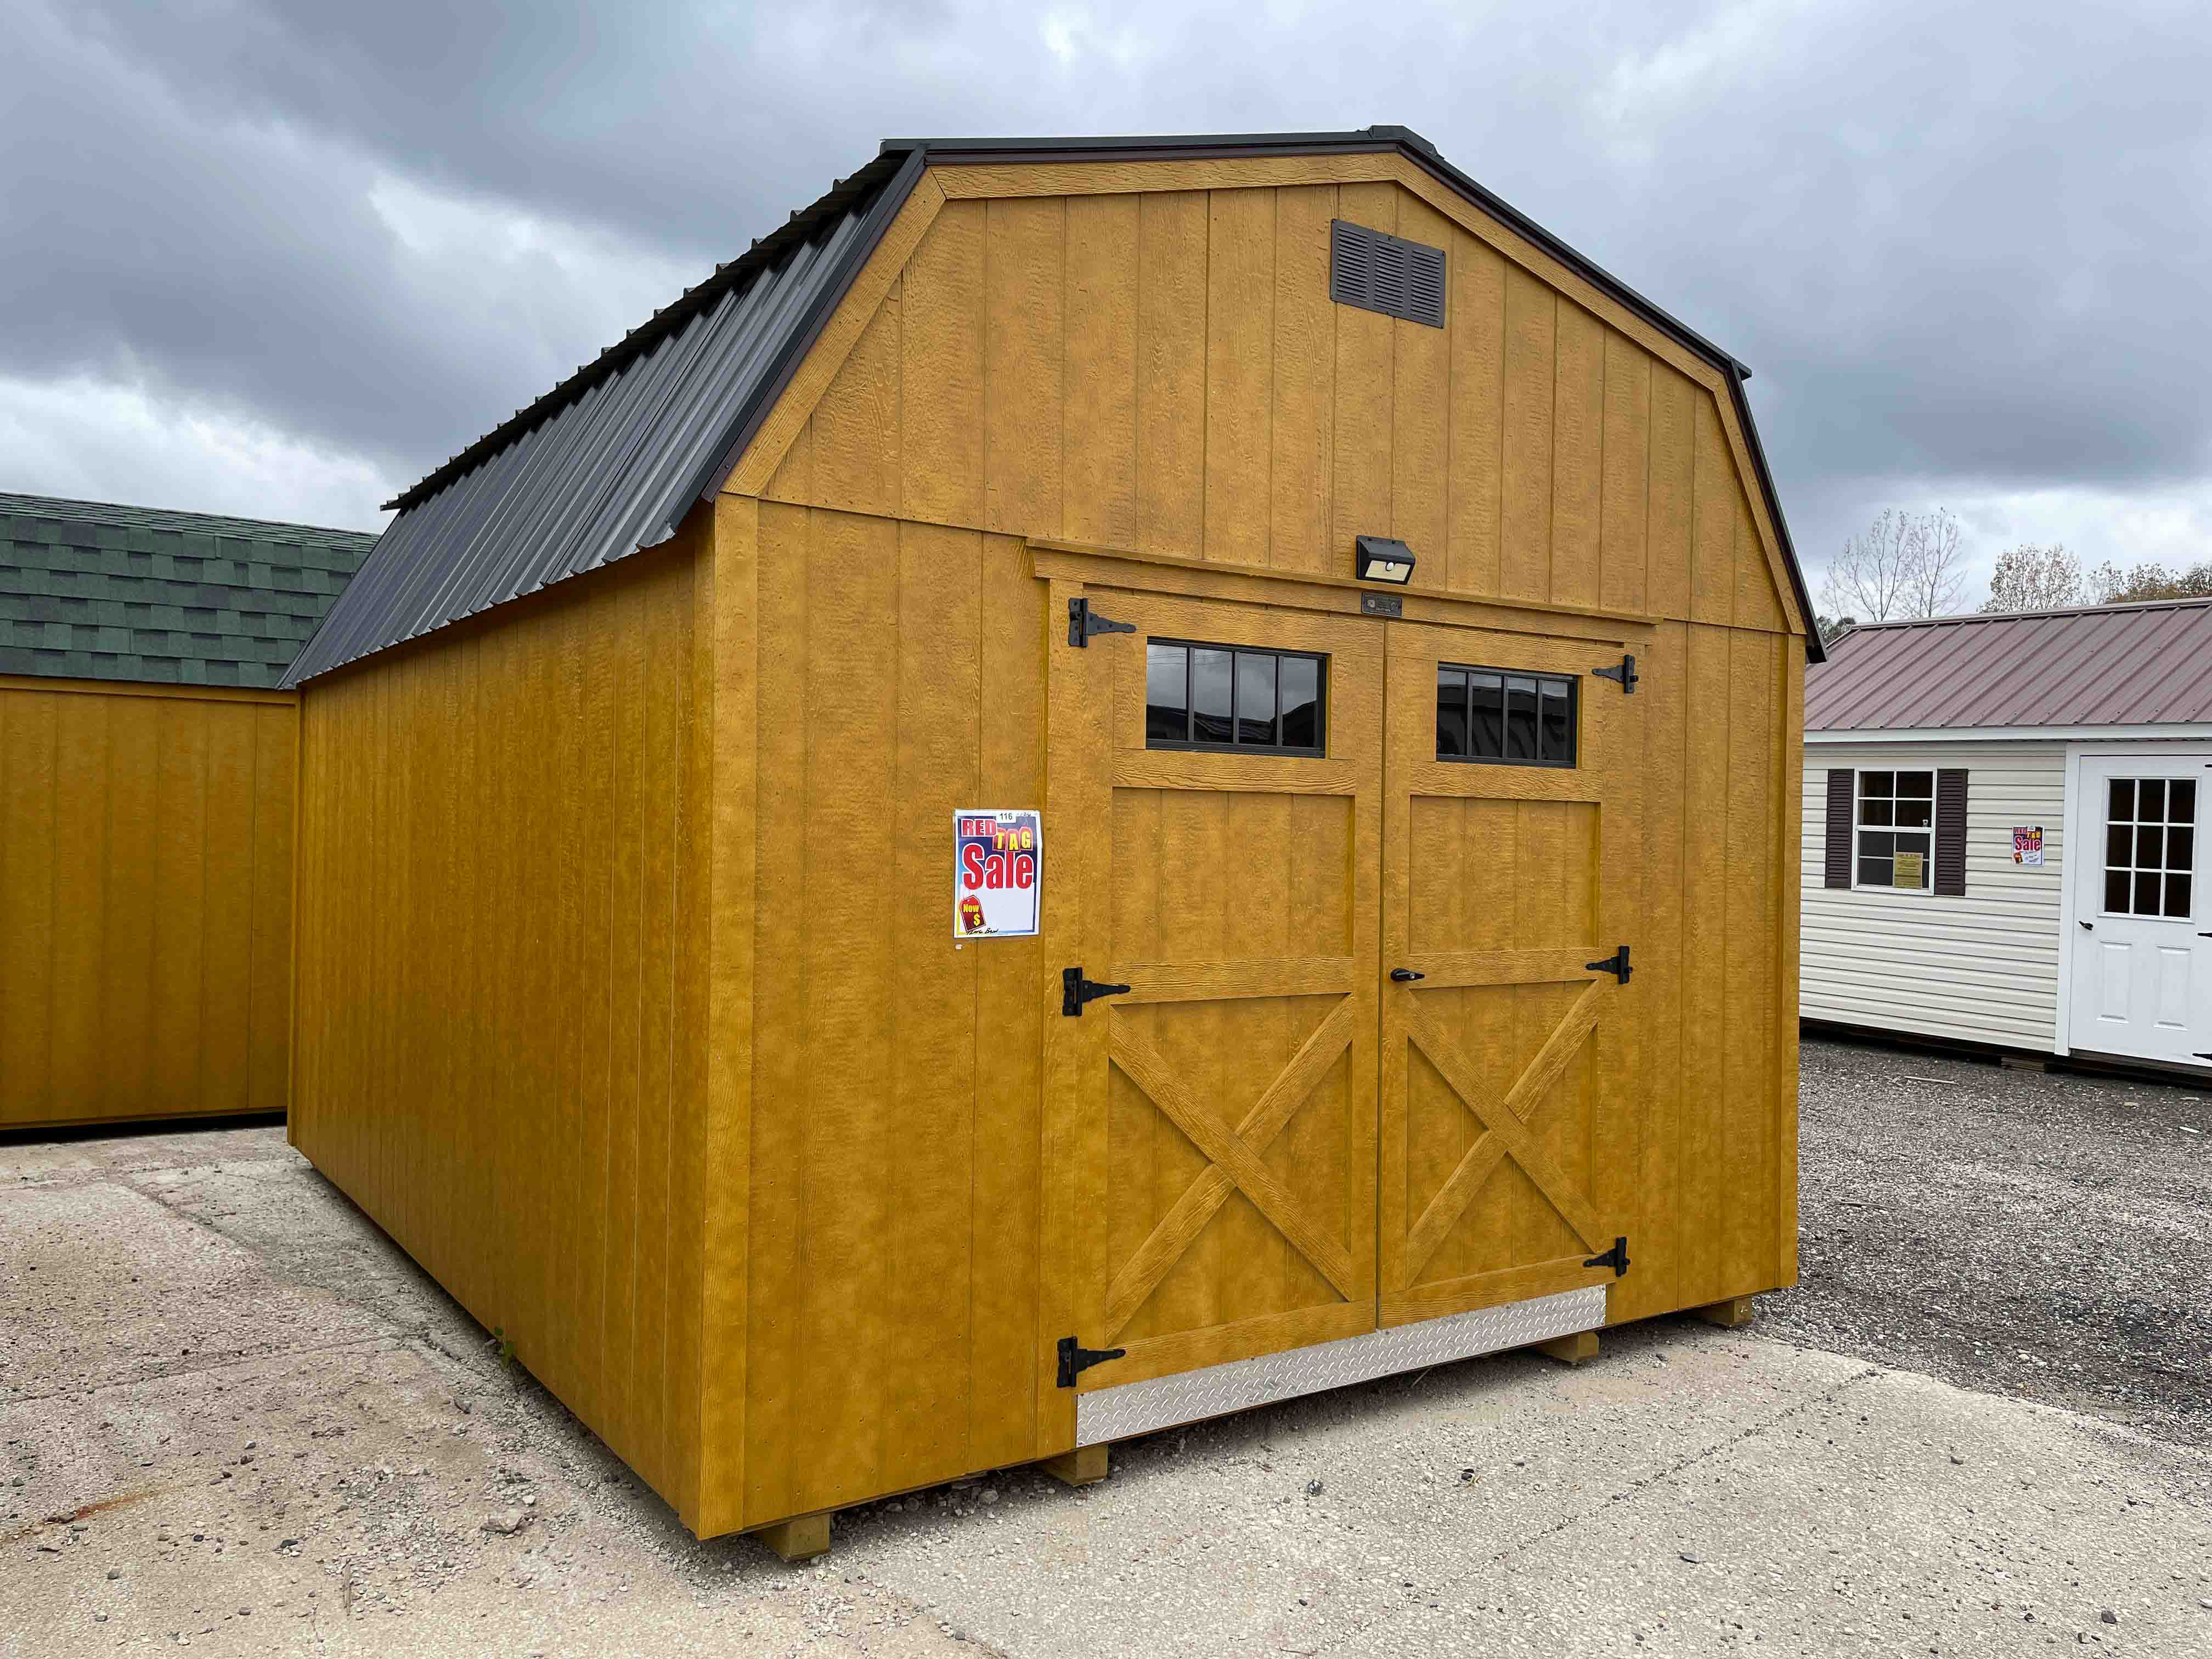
[1145,640,1326,755]
[2103,776,2196,919]
[1856,770,1933,890]
[1435,665,1577,767]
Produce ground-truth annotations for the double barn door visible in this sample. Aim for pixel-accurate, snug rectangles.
[1042,573,1641,1442]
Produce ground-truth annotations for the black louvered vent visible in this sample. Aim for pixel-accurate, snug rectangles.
[1330,220,1447,328]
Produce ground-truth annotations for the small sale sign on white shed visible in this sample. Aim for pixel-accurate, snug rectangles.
[2012,825,2045,866]
[952,810,1042,938]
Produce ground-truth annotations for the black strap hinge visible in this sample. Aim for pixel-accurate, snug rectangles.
[1068,597,1136,647]
[1057,1335,1126,1387]
[1062,966,1132,1017]
[1584,945,1631,983]
[1590,653,1638,693]
[1583,1237,1630,1277]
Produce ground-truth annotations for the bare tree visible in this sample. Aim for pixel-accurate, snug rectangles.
[1821,507,1969,622]
[1983,543,2082,612]
[2087,558,2212,603]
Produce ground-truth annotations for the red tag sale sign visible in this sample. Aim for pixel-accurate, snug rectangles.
[953,810,1042,938]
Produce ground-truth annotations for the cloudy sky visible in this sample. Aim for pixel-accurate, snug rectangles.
[6,1,2211,606]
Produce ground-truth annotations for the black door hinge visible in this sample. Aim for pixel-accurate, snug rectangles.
[1590,653,1638,693]
[1584,945,1632,983]
[1062,966,1132,1017]
[1068,597,1136,647]
[1583,1237,1630,1277]
[1057,1335,1127,1387]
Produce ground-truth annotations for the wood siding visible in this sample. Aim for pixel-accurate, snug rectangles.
[290,531,714,1525]
[1801,741,2068,1051]
[0,677,294,1129]
[755,181,1790,639]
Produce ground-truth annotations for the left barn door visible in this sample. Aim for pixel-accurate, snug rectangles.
[1041,583,1385,1438]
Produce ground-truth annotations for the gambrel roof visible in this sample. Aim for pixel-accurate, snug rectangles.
[285,129,1818,688]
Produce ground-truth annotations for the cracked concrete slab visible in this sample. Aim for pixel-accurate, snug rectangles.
[4,1122,2210,1656]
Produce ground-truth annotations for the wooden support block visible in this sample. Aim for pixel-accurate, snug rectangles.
[754,1512,831,1562]
[2000,1054,2047,1073]
[1041,1443,1110,1487]
[1691,1295,1757,1329]
[1534,1329,1600,1366]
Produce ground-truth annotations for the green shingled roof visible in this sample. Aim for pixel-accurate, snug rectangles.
[0,492,378,689]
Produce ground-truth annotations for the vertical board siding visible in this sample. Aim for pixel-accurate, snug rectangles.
[777,179,1793,635]
[290,532,710,1525]
[1800,741,2068,1049]
[0,682,294,1128]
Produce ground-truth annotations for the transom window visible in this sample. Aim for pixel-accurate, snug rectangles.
[1145,640,1325,755]
[1436,666,1576,767]
[2103,777,2196,918]
[1857,770,1933,890]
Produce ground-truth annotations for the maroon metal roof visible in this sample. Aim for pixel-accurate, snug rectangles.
[1805,600,2212,732]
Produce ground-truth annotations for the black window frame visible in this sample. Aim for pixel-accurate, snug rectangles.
[1144,638,1328,758]
[1434,663,1578,769]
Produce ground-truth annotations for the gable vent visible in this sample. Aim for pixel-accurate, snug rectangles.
[1330,219,1447,328]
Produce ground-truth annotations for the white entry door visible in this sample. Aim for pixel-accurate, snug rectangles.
[2068,756,2211,1067]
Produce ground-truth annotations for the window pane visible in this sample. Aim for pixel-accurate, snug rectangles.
[2171,778,2196,825]
[2106,869,2131,912]
[1145,644,1189,743]
[1898,771,1934,799]
[1504,675,1538,760]
[1436,667,1468,757]
[2168,824,2194,873]
[1895,794,1932,828]
[1236,652,1278,746]
[1861,771,1894,801]
[2137,825,2164,869]
[1862,798,1893,827]
[2107,823,2132,868]
[2135,871,2162,914]
[1858,855,1893,887]
[1280,657,1321,750]
[2109,778,2134,822]
[2140,778,2166,821]
[2166,872,2194,918]
[1469,673,1504,757]
[1191,648,1234,744]
[1538,678,1572,763]
[1859,831,1894,860]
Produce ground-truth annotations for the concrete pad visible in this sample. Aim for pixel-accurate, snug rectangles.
[4,1125,2210,1656]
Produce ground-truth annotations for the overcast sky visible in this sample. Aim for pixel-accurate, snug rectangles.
[7,1,2211,606]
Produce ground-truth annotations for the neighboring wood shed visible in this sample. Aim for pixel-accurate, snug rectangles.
[282,128,1821,1553]
[0,493,371,1130]
[1803,601,2212,1075]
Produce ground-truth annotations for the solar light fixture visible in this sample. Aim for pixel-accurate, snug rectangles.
[1355,535,1417,585]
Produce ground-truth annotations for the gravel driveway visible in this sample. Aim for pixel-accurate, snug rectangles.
[1764,1037,2212,1448]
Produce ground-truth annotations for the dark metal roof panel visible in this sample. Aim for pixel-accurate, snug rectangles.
[1805,601,2212,731]
[282,168,898,687]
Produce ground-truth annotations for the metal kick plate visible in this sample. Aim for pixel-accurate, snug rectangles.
[1075,1285,1607,1447]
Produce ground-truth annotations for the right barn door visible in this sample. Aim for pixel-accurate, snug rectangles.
[1378,621,1645,1328]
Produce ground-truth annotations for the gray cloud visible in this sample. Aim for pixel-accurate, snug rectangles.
[5,0,2211,592]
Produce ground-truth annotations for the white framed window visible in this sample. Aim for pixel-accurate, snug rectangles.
[1856,769,1933,891]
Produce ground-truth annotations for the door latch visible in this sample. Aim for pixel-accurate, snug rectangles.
[1584,945,1632,983]
[1062,966,1132,1017]
[1056,1335,1127,1388]
[1068,597,1136,647]
[1390,968,1426,983]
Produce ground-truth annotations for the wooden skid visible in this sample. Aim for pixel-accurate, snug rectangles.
[1041,1444,1110,1487]
[1691,1295,1757,1329]
[1534,1330,1600,1366]
[754,1512,832,1562]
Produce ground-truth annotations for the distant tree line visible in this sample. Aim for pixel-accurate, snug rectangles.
[1983,543,2212,612]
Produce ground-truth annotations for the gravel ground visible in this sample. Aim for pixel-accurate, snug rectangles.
[1764,1037,2212,1448]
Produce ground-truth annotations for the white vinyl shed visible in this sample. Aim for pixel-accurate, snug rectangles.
[1802,600,2212,1075]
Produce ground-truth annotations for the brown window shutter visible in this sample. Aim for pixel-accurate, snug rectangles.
[1934,769,1970,896]
[1824,770,1855,888]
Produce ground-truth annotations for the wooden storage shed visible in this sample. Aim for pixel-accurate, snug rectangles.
[0,493,371,1131]
[283,128,1822,1553]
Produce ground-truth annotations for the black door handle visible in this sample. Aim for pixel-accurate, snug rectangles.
[1390,968,1425,983]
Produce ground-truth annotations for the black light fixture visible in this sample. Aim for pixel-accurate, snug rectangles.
[1355,535,1417,585]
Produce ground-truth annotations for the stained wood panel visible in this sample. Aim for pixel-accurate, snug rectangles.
[0,680,296,1129]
